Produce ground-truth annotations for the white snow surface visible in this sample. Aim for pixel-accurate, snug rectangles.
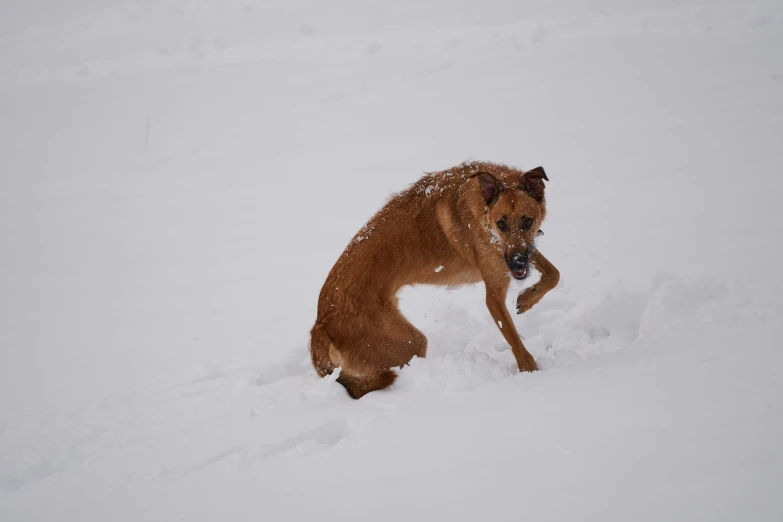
[2,0,783,520]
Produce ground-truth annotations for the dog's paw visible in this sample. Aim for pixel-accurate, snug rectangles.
[516,286,543,314]
[516,355,538,372]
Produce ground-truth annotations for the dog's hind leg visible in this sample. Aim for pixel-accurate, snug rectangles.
[332,306,427,399]
[336,371,398,400]
[311,324,393,399]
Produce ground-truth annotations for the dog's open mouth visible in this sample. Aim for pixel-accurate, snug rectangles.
[511,267,528,280]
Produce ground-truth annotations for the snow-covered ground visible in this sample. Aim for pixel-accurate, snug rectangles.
[1,0,782,520]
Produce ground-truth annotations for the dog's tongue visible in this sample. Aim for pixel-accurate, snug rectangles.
[513,268,527,279]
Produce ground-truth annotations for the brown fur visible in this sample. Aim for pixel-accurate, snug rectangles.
[310,161,560,399]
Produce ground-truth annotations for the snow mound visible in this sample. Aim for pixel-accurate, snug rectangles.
[228,273,758,399]
[391,273,757,391]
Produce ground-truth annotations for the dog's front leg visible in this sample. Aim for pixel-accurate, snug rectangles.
[484,276,538,372]
[516,250,560,314]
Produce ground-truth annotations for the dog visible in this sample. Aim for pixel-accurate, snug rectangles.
[310,161,560,398]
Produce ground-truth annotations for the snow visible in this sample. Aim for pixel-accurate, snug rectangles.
[1,0,783,520]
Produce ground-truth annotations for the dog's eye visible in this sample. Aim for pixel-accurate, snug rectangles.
[522,216,534,230]
[496,219,508,232]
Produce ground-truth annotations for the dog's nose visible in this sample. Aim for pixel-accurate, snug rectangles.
[507,252,528,270]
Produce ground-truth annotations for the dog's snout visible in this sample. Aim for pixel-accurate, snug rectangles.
[507,252,528,270]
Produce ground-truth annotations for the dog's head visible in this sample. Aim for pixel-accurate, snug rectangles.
[477,166,548,280]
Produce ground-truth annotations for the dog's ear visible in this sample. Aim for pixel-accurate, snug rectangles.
[477,172,502,205]
[521,166,548,202]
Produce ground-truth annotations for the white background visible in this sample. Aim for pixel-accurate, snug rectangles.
[1,1,782,520]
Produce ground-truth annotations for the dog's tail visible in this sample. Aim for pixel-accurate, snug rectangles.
[310,323,336,377]
[310,323,397,399]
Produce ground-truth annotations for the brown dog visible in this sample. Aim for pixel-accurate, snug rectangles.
[310,161,560,398]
